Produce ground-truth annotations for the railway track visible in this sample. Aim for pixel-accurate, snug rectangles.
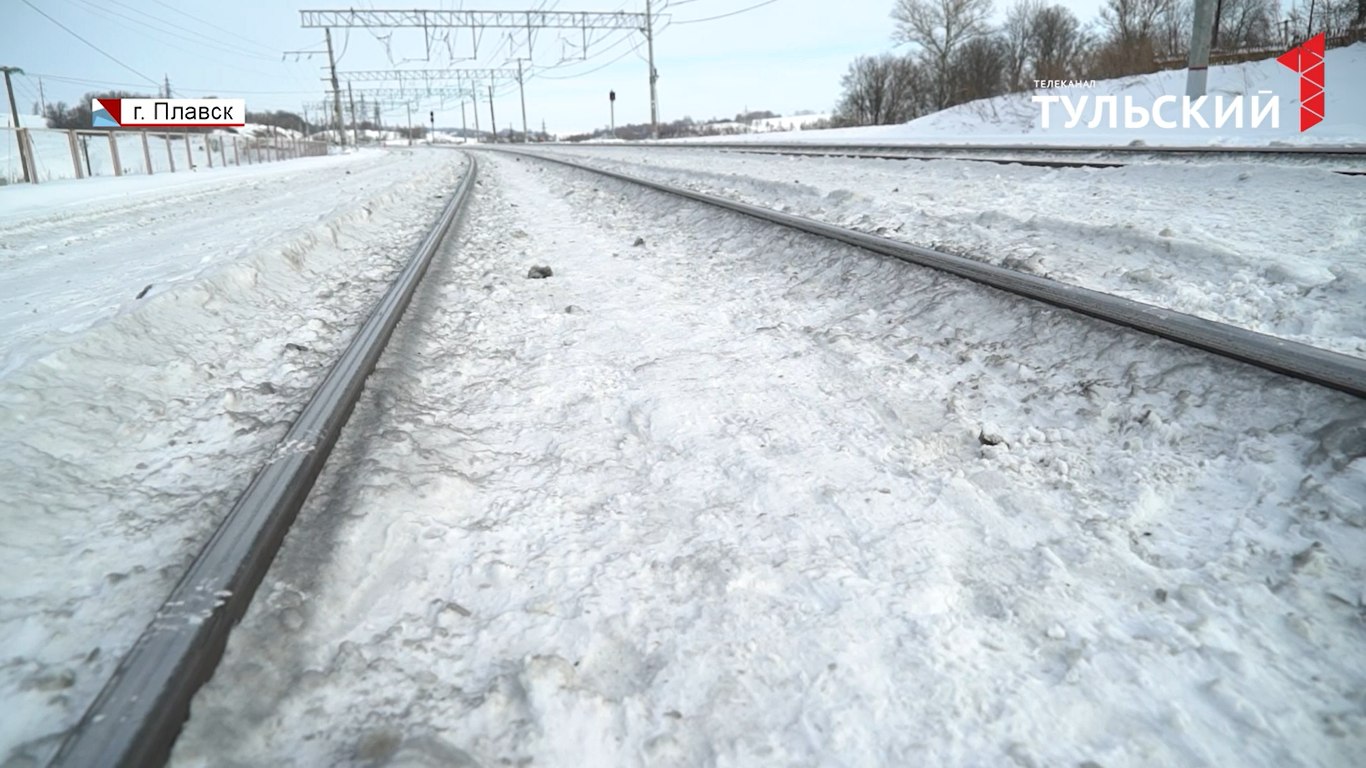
[45,146,1365,767]
[568,140,1366,175]
[47,160,480,768]
[502,147,1366,398]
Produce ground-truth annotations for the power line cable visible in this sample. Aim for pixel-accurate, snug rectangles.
[531,34,645,79]
[61,0,299,83]
[673,0,780,24]
[147,0,282,56]
[19,0,160,87]
[97,0,282,62]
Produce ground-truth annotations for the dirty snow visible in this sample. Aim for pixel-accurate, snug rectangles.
[170,153,1366,768]
[520,145,1366,359]
[0,148,467,764]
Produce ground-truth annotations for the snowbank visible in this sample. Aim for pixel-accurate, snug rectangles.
[0,148,467,765]
[685,43,1366,147]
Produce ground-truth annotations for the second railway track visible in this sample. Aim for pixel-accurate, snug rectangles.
[500,146,1366,399]
[565,140,1366,175]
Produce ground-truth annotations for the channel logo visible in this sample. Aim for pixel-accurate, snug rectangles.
[1276,33,1325,132]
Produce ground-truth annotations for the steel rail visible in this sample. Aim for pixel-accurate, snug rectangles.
[48,155,481,768]
[554,141,1366,175]
[501,148,1366,399]
[697,147,1366,176]
[576,140,1366,156]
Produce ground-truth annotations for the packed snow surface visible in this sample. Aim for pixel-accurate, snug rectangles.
[171,152,1366,768]
[674,43,1366,147]
[523,145,1366,359]
[0,148,467,764]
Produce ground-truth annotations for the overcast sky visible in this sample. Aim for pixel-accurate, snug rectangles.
[3,0,1107,135]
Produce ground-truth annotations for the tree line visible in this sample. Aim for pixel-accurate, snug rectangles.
[833,0,1366,127]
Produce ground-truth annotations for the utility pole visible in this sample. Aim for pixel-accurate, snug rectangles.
[488,84,497,143]
[541,118,546,142]
[517,59,528,143]
[1,66,30,183]
[645,0,659,139]
[406,102,413,146]
[37,77,46,115]
[324,28,346,147]
[609,89,616,139]
[471,92,480,142]
[1186,0,1217,98]
[460,100,468,144]
[347,81,359,146]
[163,74,171,98]
[429,110,435,144]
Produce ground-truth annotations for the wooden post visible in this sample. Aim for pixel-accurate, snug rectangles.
[232,136,240,165]
[23,130,38,183]
[183,134,193,169]
[141,131,153,174]
[165,133,175,172]
[204,135,213,168]
[219,137,227,167]
[108,131,122,176]
[68,130,84,179]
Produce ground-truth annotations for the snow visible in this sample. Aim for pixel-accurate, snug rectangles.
[168,152,1366,768]
[748,113,832,132]
[0,115,50,129]
[226,123,306,140]
[3,149,385,377]
[675,43,1366,147]
[0,148,468,765]
[517,146,1366,359]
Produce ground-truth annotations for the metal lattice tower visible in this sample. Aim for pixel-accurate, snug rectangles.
[300,7,663,138]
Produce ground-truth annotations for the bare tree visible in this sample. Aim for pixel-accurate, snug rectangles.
[1030,5,1086,80]
[1002,0,1043,90]
[949,35,1010,103]
[1098,0,1169,43]
[891,0,996,108]
[1088,0,1174,75]
[1213,0,1278,49]
[834,53,929,126]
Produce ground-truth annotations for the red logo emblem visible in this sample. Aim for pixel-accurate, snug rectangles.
[1277,33,1325,132]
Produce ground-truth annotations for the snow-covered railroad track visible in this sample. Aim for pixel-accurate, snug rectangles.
[153,151,1364,768]
[584,141,1366,176]
[45,160,480,768]
[507,148,1366,401]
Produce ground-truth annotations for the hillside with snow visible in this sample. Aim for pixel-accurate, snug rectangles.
[700,43,1366,146]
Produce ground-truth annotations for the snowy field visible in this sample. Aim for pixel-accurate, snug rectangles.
[673,43,1366,147]
[0,149,467,764]
[167,153,1366,768]
[518,145,1366,359]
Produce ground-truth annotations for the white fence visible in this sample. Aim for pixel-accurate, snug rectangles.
[1,128,331,186]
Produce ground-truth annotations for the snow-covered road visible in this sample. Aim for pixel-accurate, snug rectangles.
[523,146,1366,360]
[0,149,468,764]
[171,152,1366,768]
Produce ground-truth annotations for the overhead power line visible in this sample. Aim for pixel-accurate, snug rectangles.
[19,0,159,87]
[673,0,781,24]
[147,0,283,56]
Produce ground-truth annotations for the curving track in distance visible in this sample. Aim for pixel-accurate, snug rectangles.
[46,157,481,768]
[496,146,1366,400]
